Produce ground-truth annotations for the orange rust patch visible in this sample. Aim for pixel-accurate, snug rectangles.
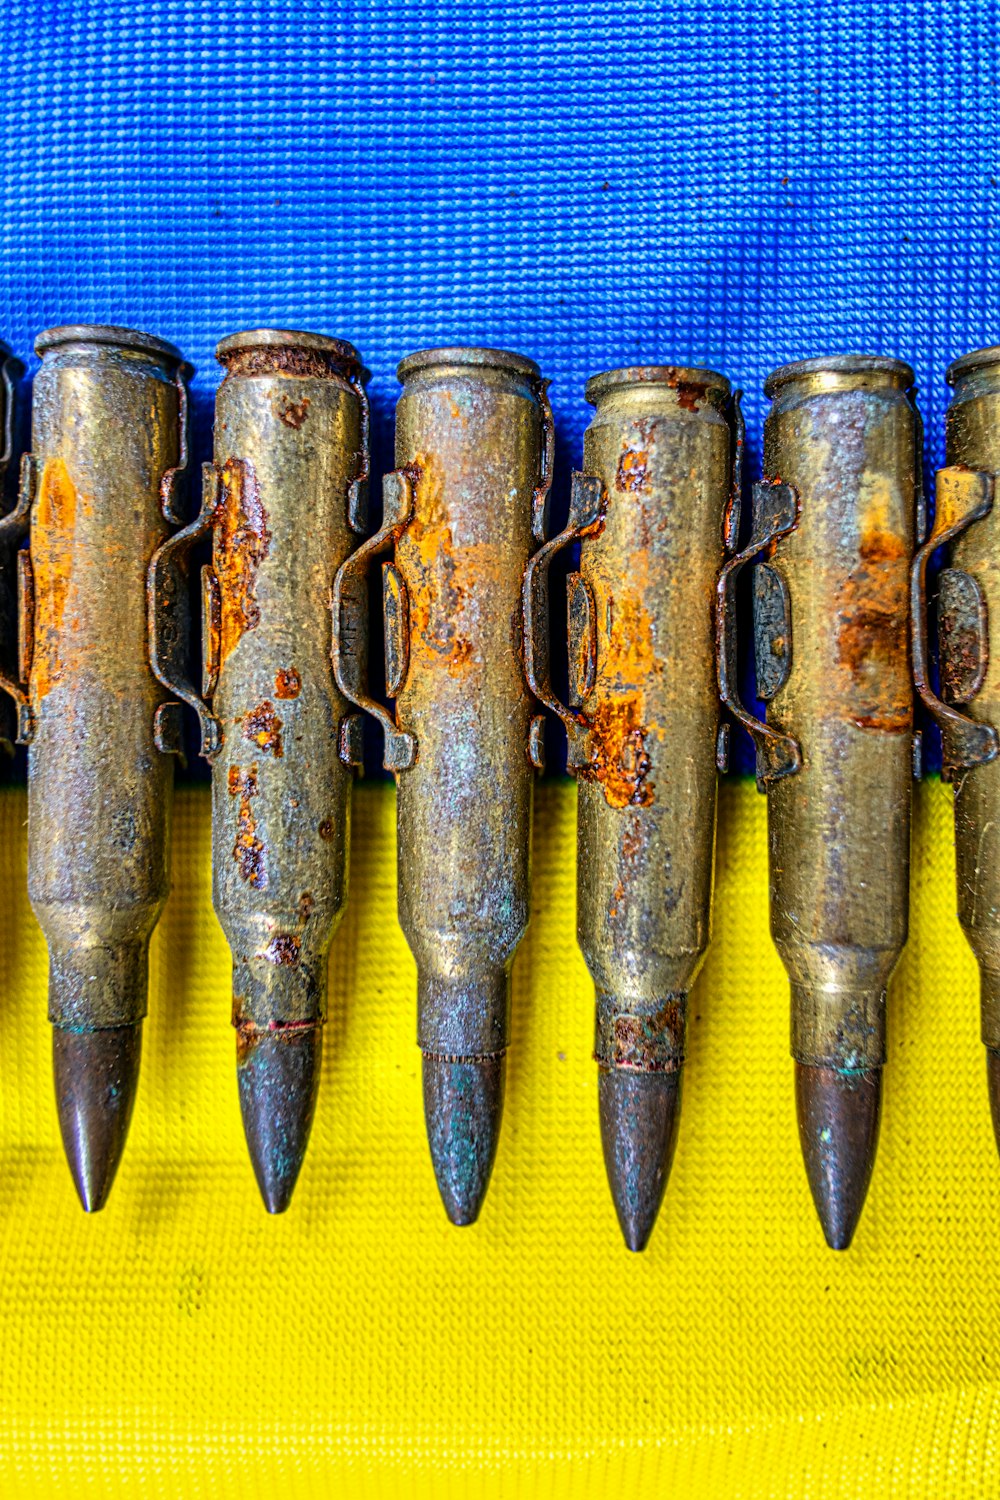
[836,527,911,733]
[262,933,301,967]
[579,573,659,808]
[616,447,649,492]
[228,763,267,888]
[277,395,310,429]
[31,458,78,702]
[274,666,301,699]
[581,698,653,809]
[214,457,271,666]
[401,451,480,678]
[242,699,283,756]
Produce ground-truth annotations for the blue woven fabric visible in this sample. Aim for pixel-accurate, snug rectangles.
[1,0,995,773]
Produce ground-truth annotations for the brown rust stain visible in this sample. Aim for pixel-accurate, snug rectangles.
[666,371,709,412]
[578,570,659,809]
[262,933,301,967]
[318,819,335,841]
[31,458,78,702]
[608,815,644,920]
[222,346,352,381]
[835,523,911,733]
[277,395,310,429]
[214,457,271,666]
[401,450,481,679]
[228,763,267,888]
[242,699,284,756]
[298,891,315,923]
[274,666,301,699]
[612,1000,684,1069]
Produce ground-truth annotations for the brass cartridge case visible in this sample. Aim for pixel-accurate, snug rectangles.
[756,355,918,1247]
[203,328,368,1211]
[22,325,188,1210]
[333,345,550,1224]
[526,366,737,1249]
[912,346,1000,1151]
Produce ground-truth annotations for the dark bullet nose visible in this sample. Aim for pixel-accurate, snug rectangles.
[422,1053,505,1226]
[599,1067,681,1252]
[795,1063,881,1250]
[53,1024,142,1212]
[237,1026,321,1214]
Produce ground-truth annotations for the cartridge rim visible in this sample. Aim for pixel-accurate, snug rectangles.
[585,364,731,404]
[946,344,1000,384]
[397,346,541,382]
[35,324,184,364]
[764,354,914,395]
[216,327,363,368]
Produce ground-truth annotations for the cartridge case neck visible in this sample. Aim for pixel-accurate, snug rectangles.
[764,355,915,402]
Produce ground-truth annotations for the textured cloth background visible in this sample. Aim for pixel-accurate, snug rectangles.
[0,783,998,1497]
[0,0,997,1493]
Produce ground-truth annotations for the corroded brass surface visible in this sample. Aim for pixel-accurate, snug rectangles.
[205,327,367,1210]
[759,355,917,1247]
[935,348,1000,1056]
[763,356,917,1073]
[575,366,732,1072]
[333,345,549,1223]
[18,325,187,1207]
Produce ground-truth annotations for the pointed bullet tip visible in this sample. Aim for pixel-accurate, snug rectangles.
[237,1026,321,1214]
[599,1067,682,1253]
[422,1053,505,1226]
[795,1063,881,1250]
[53,1024,142,1212]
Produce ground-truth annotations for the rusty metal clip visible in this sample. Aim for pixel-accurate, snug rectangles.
[530,378,555,543]
[0,453,36,743]
[724,388,745,553]
[347,370,371,534]
[331,467,417,772]
[523,470,608,772]
[147,459,223,759]
[716,478,802,790]
[911,464,998,782]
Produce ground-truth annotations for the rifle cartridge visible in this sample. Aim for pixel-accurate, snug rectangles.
[333,346,550,1225]
[722,355,919,1248]
[11,325,190,1210]
[196,328,368,1211]
[912,346,1000,1153]
[524,365,739,1250]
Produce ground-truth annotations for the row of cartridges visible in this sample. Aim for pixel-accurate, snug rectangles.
[0,325,998,1253]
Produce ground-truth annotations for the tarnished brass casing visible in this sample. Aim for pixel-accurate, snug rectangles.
[18,325,189,1208]
[332,345,550,1223]
[575,367,733,1081]
[944,351,1000,1043]
[912,347,1000,1141]
[535,365,738,1250]
[762,356,917,1077]
[202,328,368,1210]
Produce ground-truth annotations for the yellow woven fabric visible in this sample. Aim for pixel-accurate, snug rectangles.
[0,778,996,1496]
